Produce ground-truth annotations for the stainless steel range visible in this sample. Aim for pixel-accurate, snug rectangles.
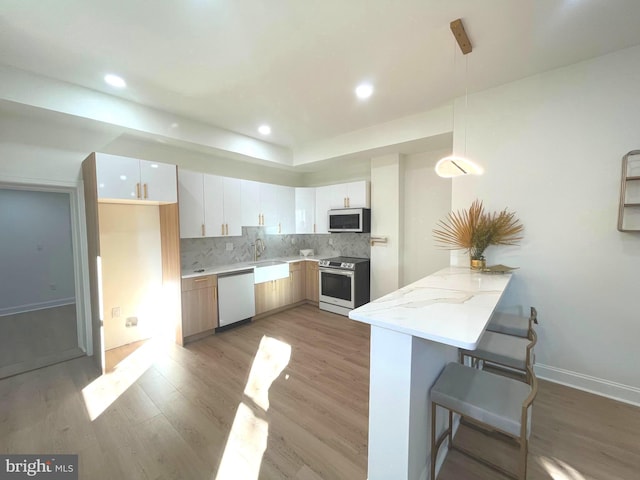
[318,256,370,316]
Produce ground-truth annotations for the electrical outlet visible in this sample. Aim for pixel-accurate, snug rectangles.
[226,242,233,251]
[111,307,121,318]
[125,316,138,327]
[49,283,57,291]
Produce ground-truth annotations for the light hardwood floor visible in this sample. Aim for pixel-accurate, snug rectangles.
[0,304,638,479]
[0,304,84,379]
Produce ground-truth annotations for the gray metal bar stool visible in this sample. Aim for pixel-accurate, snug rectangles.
[460,308,538,381]
[430,362,538,479]
[487,306,538,338]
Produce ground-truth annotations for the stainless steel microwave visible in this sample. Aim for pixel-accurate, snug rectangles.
[327,208,371,233]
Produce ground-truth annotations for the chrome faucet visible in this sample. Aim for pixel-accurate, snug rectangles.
[252,238,266,262]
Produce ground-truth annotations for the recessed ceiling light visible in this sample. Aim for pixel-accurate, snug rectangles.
[104,74,126,88]
[355,83,374,99]
[258,125,271,135]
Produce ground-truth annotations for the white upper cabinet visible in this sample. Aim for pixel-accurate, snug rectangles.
[261,184,294,235]
[203,174,225,237]
[204,174,242,237]
[315,181,370,209]
[241,180,294,234]
[314,181,370,233]
[223,177,243,236]
[274,185,295,235]
[180,169,367,238]
[139,160,178,203]
[95,154,139,200]
[316,184,345,210]
[178,170,242,238]
[178,169,205,238]
[259,182,279,230]
[344,181,370,208]
[241,180,261,227]
[314,185,335,234]
[95,153,177,203]
[295,187,316,234]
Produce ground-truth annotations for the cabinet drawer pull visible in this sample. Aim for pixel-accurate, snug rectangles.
[144,183,149,199]
[313,223,316,233]
[225,224,229,235]
[136,183,141,199]
[201,224,205,236]
[194,278,208,282]
[221,224,225,235]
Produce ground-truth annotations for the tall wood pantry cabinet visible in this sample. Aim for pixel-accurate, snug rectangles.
[82,152,183,373]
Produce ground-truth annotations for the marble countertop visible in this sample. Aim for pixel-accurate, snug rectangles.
[348,266,513,349]
[181,255,322,279]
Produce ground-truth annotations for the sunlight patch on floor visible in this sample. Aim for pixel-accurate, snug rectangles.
[82,338,164,421]
[214,402,269,480]
[538,456,587,480]
[214,335,292,480]
[243,336,292,410]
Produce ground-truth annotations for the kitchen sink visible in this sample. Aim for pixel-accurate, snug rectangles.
[251,260,289,284]
[250,260,286,267]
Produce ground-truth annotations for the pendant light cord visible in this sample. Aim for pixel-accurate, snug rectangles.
[464,53,468,158]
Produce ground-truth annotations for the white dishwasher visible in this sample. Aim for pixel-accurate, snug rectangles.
[217,269,256,328]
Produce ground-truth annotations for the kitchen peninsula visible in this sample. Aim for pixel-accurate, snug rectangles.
[349,266,512,480]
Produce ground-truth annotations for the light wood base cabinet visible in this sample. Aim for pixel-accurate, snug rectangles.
[254,260,319,318]
[255,277,291,315]
[305,261,319,303]
[181,275,218,339]
[289,262,305,304]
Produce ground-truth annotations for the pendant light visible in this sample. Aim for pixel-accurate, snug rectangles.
[436,19,483,178]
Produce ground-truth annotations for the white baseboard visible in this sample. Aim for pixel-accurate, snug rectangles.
[535,363,640,407]
[0,297,76,317]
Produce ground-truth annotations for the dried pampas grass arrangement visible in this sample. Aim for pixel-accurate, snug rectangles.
[433,199,524,260]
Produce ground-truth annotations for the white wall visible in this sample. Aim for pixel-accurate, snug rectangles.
[402,149,452,286]
[370,154,403,300]
[0,109,305,187]
[103,135,304,186]
[0,110,123,184]
[0,189,76,314]
[450,45,640,403]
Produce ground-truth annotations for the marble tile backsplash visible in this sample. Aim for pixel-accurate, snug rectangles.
[181,227,370,272]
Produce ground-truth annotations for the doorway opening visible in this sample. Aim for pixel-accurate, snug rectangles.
[0,185,88,378]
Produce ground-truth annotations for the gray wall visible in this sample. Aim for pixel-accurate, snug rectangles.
[0,189,75,314]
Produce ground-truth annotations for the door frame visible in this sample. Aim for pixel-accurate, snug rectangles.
[0,175,92,356]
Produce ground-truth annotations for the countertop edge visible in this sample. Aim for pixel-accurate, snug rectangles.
[181,256,321,279]
[348,314,481,350]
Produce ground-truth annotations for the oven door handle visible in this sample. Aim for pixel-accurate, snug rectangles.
[319,268,354,277]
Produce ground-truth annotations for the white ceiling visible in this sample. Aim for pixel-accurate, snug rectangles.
[2,0,640,157]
